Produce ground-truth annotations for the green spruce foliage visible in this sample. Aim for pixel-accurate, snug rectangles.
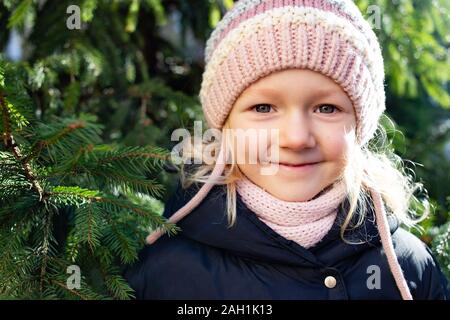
[0,60,179,299]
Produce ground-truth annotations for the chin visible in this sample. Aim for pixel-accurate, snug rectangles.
[271,192,316,202]
[272,178,331,200]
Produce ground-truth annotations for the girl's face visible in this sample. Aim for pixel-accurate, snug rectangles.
[226,69,356,202]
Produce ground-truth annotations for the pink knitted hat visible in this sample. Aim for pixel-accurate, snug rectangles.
[146,0,413,300]
[200,0,385,146]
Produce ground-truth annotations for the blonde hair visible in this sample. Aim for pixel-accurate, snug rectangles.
[177,115,431,244]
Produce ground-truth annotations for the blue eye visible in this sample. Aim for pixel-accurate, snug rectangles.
[253,104,273,113]
[317,104,339,113]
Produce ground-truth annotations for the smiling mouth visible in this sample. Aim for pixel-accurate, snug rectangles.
[258,161,321,176]
[280,162,318,167]
[268,162,320,167]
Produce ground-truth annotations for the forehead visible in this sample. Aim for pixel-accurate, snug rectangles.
[238,69,351,104]
[243,69,345,95]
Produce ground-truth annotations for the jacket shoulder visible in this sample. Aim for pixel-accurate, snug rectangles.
[123,233,220,299]
[391,228,449,300]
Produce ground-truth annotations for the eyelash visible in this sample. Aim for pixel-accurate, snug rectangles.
[250,104,341,114]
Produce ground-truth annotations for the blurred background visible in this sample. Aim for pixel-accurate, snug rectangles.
[0,0,448,299]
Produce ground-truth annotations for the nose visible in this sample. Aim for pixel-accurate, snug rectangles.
[279,110,316,150]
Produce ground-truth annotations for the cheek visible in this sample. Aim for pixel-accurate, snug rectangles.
[227,116,276,160]
[322,130,352,163]
[233,130,274,164]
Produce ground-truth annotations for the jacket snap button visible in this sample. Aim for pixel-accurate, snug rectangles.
[324,276,337,289]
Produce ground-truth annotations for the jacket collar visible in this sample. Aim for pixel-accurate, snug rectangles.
[164,181,399,268]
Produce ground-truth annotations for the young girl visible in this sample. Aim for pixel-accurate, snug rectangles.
[124,0,449,299]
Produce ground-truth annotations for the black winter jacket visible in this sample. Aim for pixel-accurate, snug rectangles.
[124,181,449,300]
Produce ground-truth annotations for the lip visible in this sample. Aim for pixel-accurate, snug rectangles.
[279,162,318,166]
[270,161,320,174]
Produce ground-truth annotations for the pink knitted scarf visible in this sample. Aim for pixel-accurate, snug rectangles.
[235,176,348,249]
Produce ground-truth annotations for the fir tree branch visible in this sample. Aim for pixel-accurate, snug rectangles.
[39,207,54,294]
[24,121,88,163]
[97,149,171,163]
[91,168,165,197]
[48,256,108,300]
[51,280,89,300]
[86,204,97,254]
[0,91,45,200]
[94,196,160,218]
[47,188,178,234]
